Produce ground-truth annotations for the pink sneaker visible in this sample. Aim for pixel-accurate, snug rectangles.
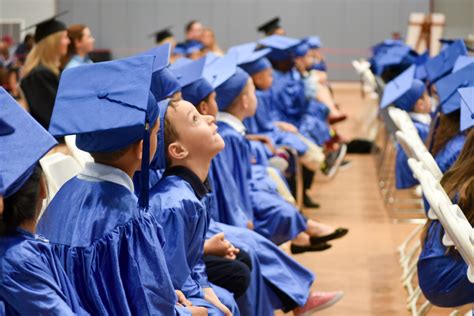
[293,290,344,315]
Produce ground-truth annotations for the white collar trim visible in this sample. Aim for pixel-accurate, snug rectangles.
[78,162,134,192]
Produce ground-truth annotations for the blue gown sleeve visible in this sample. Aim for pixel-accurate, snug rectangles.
[0,257,88,316]
[211,152,253,225]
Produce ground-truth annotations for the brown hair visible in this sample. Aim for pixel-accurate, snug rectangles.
[430,111,461,157]
[60,24,87,69]
[421,128,474,248]
[226,80,251,112]
[164,100,180,167]
[22,32,65,77]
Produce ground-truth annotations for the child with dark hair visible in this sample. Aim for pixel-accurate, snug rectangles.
[0,88,88,315]
[36,56,199,315]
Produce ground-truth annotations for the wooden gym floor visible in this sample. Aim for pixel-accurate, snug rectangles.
[276,82,451,315]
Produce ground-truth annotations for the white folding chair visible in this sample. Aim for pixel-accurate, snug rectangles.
[39,152,82,202]
[65,135,94,168]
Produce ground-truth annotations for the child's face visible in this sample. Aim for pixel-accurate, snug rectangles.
[251,68,273,91]
[168,100,224,161]
[149,118,161,161]
[414,92,432,114]
[204,92,218,118]
[245,79,258,117]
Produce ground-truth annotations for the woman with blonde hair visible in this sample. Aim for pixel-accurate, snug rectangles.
[20,14,70,134]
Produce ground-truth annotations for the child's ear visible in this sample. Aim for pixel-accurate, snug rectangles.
[241,94,249,110]
[136,140,144,161]
[198,101,208,115]
[168,142,189,161]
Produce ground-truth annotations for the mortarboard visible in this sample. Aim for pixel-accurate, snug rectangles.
[171,57,214,106]
[173,42,187,56]
[184,40,204,55]
[380,65,426,112]
[435,62,474,114]
[257,17,282,35]
[49,55,159,209]
[424,39,467,83]
[236,45,272,76]
[204,53,239,89]
[458,87,474,132]
[304,36,323,49]
[0,87,57,198]
[24,11,68,43]
[214,59,250,111]
[149,26,173,44]
[137,43,180,101]
[452,55,474,73]
[258,35,300,62]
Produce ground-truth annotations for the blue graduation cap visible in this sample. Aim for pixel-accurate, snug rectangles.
[203,52,220,66]
[0,88,57,198]
[258,35,300,62]
[203,53,238,89]
[371,39,405,55]
[304,36,322,49]
[173,43,186,56]
[452,55,474,73]
[137,43,180,101]
[238,47,272,76]
[371,45,414,76]
[171,57,213,106]
[424,39,467,83]
[215,66,250,111]
[49,55,159,209]
[170,57,192,69]
[228,42,258,64]
[435,62,474,114]
[458,87,474,132]
[414,52,430,80]
[184,40,204,55]
[380,65,426,111]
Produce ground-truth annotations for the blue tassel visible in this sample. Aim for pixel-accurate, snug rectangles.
[139,121,150,210]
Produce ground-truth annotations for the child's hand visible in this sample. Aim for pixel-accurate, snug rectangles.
[224,244,240,260]
[175,290,192,307]
[274,121,298,133]
[246,221,254,230]
[203,233,232,257]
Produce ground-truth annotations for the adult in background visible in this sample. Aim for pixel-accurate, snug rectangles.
[61,24,95,70]
[20,13,69,140]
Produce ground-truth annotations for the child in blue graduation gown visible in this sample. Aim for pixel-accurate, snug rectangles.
[36,57,195,315]
[149,99,240,316]
[0,89,88,315]
[379,65,432,189]
[175,59,344,314]
[418,87,474,308]
[212,59,348,251]
[418,128,474,308]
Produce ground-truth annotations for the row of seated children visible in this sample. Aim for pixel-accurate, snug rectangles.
[372,37,474,308]
[0,15,352,316]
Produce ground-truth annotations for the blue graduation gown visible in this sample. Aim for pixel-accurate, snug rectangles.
[207,220,315,316]
[395,119,430,189]
[244,89,308,155]
[149,168,240,316]
[435,133,466,174]
[215,121,307,245]
[0,229,89,316]
[418,221,474,307]
[270,69,331,146]
[37,175,180,315]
